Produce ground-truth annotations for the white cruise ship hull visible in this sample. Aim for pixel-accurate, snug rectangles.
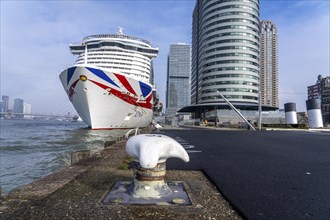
[59,65,153,129]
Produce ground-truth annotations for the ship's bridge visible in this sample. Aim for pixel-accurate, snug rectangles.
[69,38,158,58]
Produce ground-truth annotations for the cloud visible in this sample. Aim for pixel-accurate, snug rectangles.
[1,0,195,114]
[1,0,329,115]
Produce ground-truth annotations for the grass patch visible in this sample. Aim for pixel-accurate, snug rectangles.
[118,156,134,170]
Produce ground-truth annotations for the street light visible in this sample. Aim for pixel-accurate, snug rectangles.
[258,86,262,130]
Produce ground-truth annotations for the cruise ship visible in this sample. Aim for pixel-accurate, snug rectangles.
[59,28,159,129]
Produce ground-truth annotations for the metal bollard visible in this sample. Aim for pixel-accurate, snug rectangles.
[102,134,191,205]
[126,134,189,199]
[131,161,171,198]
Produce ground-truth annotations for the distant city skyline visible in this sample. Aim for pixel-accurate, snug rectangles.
[1,95,34,119]
[1,0,329,113]
[1,94,74,120]
[1,94,73,116]
[1,95,23,112]
[1,95,29,111]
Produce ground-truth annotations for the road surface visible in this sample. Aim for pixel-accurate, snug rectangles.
[154,127,330,220]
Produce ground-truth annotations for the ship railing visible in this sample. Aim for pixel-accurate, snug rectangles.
[83,34,152,46]
[125,127,140,138]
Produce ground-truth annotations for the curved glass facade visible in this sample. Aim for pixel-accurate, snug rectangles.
[192,0,260,105]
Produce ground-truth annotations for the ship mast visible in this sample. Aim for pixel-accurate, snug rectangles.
[117,27,124,35]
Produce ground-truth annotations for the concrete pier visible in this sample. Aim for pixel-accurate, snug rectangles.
[0,133,241,220]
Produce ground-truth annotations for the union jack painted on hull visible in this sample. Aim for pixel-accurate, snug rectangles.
[59,65,154,129]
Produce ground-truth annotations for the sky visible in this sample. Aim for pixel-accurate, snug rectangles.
[1,0,329,115]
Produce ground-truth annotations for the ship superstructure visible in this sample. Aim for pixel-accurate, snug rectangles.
[59,29,159,129]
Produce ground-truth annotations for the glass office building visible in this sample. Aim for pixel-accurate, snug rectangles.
[166,43,191,116]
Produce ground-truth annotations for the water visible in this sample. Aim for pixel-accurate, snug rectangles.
[0,119,128,195]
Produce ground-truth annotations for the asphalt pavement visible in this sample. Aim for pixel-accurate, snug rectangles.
[153,127,330,220]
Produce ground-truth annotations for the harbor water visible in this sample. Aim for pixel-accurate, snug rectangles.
[0,119,128,195]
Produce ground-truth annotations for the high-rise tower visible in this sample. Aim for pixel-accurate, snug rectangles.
[1,95,9,112]
[260,20,279,108]
[191,0,260,105]
[166,43,191,116]
[13,98,24,118]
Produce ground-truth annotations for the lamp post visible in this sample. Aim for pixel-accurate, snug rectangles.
[258,87,262,130]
